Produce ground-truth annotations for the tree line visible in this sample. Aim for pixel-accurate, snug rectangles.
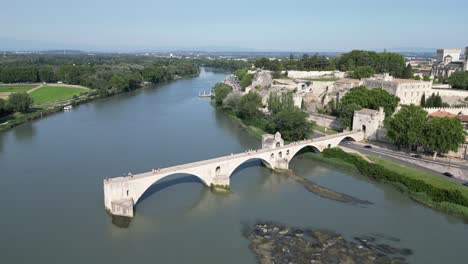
[253,50,414,79]
[387,105,466,158]
[0,55,201,120]
[0,58,199,96]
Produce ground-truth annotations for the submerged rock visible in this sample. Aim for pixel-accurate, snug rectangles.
[273,169,372,206]
[244,222,411,264]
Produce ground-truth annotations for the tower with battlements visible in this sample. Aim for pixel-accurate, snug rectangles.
[464,47,468,71]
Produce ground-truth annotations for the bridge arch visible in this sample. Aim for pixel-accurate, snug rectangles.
[133,171,210,205]
[227,157,273,179]
[288,144,321,162]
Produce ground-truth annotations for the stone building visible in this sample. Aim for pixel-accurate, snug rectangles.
[432,47,468,80]
[363,74,432,105]
[436,48,461,62]
[352,107,385,141]
[262,132,284,149]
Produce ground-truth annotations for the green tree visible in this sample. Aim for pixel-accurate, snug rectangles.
[236,92,262,121]
[268,93,295,115]
[387,105,428,148]
[338,103,362,129]
[448,71,468,89]
[37,66,55,82]
[7,93,33,113]
[420,93,426,107]
[239,74,254,90]
[339,86,399,117]
[401,64,414,79]
[424,117,466,159]
[423,74,431,81]
[339,86,370,108]
[336,50,407,77]
[350,66,374,79]
[269,109,313,141]
[425,93,444,107]
[222,92,241,112]
[0,98,9,116]
[213,83,232,107]
[233,68,248,80]
[367,88,400,116]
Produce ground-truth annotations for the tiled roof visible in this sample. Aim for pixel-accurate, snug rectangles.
[458,115,468,122]
[429,111,457,118]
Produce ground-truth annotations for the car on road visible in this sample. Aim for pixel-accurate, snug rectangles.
[463,182,468,187]
[364,145,372,149]
[411,153,422,158]
[442,172,454,178]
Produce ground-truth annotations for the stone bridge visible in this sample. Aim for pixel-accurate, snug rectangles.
[103,130,364,217]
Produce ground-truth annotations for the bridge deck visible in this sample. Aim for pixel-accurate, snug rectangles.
[105,131,358,183]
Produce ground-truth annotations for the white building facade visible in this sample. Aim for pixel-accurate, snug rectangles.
[363,74,432,105]
[352,107,385,141]
[432,47,468,80]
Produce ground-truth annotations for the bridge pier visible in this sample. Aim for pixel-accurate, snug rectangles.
[272,159,289,170]
[109,198,134,217]
[211,174,230,191]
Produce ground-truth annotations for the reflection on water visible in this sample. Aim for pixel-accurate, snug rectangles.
[111,215,132,228]
[13,122,36,141]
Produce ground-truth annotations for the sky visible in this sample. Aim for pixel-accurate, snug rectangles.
[1,0,467,52]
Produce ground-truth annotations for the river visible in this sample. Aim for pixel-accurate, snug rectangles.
[0,69,467,263]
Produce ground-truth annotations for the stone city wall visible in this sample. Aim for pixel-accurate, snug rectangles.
[308,113,341,129]
[285,71,345,79]
[423,107,468,115]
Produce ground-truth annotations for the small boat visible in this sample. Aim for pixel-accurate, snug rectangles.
[63,105,73,111]
[198,91,213,97]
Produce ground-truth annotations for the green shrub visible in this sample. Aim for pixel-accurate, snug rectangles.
[322,148,468,207]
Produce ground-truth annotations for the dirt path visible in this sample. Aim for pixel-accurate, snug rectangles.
[27,84,44,93]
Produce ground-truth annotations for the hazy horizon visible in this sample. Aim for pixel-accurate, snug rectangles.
[2,0,467,52]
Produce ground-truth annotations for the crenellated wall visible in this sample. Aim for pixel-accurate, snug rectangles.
[423,107,468,115]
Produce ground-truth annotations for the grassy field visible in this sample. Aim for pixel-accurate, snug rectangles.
[30,85,87,104]
[0,84,38,93]
[368,156,468,200]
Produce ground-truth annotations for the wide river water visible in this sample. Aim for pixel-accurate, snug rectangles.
[0,69,467,263]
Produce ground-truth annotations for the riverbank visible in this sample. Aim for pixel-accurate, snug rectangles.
[317,148,468,220]
[0,73,200,133]
[212,101,468,220]
[0,89,101,133]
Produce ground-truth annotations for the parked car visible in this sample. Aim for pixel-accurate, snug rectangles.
[364,145,372,149]
[462,182,468,187]
[442,172,454,178]
[411,153,422,158]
